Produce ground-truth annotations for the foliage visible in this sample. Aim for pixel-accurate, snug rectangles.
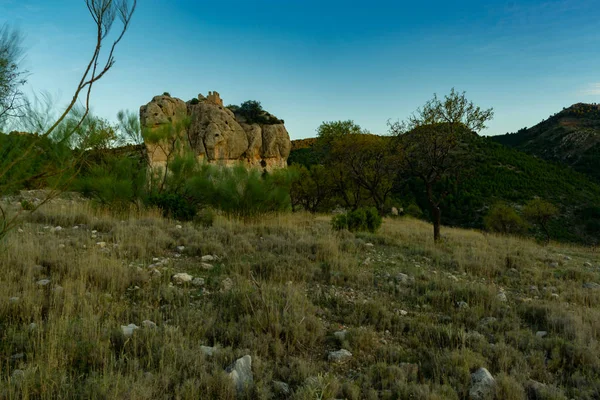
[389,88,494,241]
[331,207,382,233]
[189,98,199,105]
[523,198,559,243]
[289,164,335,213]
[234,100,282,125]
[484,203,528,235]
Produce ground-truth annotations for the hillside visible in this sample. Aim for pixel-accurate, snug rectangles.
[492,103,600,182]
[1,198,600,398]
[288,136,600,244]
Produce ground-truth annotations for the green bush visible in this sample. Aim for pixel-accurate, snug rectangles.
[332,207,382,233]
[147,192,197,221]
[484,202,528,235]
[189,98,199,105]
[405,203,423,218]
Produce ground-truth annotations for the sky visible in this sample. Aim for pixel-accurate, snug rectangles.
[1,0,600,139]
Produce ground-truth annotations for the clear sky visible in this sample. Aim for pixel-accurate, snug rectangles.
[2,0,600,139]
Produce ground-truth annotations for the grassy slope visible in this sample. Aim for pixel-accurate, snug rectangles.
[1,198,600,399]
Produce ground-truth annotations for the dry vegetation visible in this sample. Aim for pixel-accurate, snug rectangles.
[1,195,599,399]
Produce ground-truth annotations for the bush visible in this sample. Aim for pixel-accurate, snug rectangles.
[405,203,423,218]
[332,207,382,233]
[189,98,199,105]
[163,92,171,97]
[147,192,197,221]
[484,202,528,235]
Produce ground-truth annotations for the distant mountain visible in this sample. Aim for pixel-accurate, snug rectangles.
[492,103,600,182]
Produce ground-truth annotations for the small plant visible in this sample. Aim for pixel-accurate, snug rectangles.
[332,207,382,233]
[20,200,35,211]
[163,92,171,97]
[147,192,197,221]
[189,98,199,105]
[484,202,528,235]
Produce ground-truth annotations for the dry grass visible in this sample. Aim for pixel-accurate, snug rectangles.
[1,200,599,399]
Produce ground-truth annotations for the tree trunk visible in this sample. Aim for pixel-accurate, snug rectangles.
[432,204,442,242]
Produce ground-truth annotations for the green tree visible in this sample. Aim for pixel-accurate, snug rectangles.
[484,203,528,235]
[389,88,494,242]
[523,198,559,243]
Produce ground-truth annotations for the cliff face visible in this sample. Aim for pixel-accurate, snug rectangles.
[140,92,291,171]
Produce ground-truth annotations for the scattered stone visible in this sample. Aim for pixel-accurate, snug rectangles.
[29,323,37,331]
[563,256,572,261]
[52,286,64,294]
[227,355,253,393]
[536,331,548,338]
[584,262,592,267]
[551,293,560,299]
[176,246,185,252]
[273,380,290,395]
[36,279,51,287]
[201,263,214,270]
[365,243,374,247]
[58,244,66,249]
[200,345,217,357]
[172,273,193,284]
[328,349,353,363]
[91,230,98,234]
[469,367,496,400]
[9,297,20,304]
[583,282,600,290]
[396,273,414,284]
[121,323,139,337]
[529,285,539,293]
[17,228,24,233]
[399,309,408,316]
[391,207,399,216]
[53,226,63,232]
[457,301,469,310]
[221,278,234,292]
[96,242,107,248]
[496,292,507,302]
[201,255,217,262]
[547,261,559,268]
[11,353,24,360]
[150,269,162,279]
[192,277,205,287]
[142,320,157,329]
[175,225,182,229]
[333,330,348,341]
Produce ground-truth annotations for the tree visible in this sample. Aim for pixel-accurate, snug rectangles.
[0,0,136,241]
[389,88,494,242]
[523,198,558,243]
[0,24,28,126]
[329,133,400,214]
[484,203,528,235]
[289,164,334,213]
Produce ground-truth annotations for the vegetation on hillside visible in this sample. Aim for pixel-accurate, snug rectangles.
[493,103,600,182]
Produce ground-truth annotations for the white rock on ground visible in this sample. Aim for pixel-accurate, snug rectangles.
[227,355,253,393]
[121,324,139,337]
[333,330,348,341]
[201,255,216,262]
[273,381,290,395]
[142,320,157,329]
[200,345,217,356]
[497,292,508,302]
[469,367,496,400]
[192,278,205,287]
[172,273,193,284]
[536,331,548,338]
[202,263,214,270]
[328,349,352,363]
[36,279,51,286]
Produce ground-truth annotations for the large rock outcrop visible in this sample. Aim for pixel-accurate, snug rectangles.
[140,91,291,171]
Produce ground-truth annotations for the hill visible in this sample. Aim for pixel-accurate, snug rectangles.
[288,135,600,244]
[1,199,599,398]
[492,103,600,182]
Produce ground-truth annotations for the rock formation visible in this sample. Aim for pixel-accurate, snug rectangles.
[140,92,291,171]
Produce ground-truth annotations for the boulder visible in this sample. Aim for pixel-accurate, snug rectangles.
[140,91,291,171]
[172,273,193,284]
[227,355,253,393]
[328,349,352,363]
[469,368,495,400]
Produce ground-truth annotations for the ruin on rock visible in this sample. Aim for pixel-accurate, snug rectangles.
[139,91,291,171]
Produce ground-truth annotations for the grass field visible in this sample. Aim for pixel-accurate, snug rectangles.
[1,198,599,399]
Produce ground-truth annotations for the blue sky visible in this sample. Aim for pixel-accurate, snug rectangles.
[2,0,600,139]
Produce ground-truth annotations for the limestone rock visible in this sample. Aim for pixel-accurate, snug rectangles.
[328,349,352,363]
[469,368,496,400]
[200,345,217,357]
[273,381,290,395]
[227,355,253,393]
[172,273,193,284]
[121,323,139,337]
[140,91,291,171]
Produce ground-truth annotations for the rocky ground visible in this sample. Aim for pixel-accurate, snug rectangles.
[1,196,600,399]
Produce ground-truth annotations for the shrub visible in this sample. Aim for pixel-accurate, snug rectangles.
[147,192,197,221]
[189,98,199,105]
[405,203,423,218]
[332,207,382,233]
[163,92,171,97]
[484,202,528,235]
